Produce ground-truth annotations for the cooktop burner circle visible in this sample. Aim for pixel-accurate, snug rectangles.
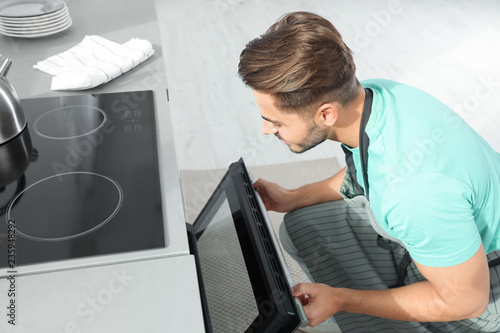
[5,172,123,242]
[33,105,108,140]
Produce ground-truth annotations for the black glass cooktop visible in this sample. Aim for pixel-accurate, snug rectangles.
[0,90,165,268]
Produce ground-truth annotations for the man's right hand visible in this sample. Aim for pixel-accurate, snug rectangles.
[253,178,297,212]
[253,167,347,213]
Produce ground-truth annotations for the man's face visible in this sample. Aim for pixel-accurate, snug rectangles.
[253,90,328,154]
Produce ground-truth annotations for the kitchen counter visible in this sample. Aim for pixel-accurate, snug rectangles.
[0,0,205,332]
[2,256,204,332]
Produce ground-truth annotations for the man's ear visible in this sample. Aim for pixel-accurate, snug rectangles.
[315,103,338,126]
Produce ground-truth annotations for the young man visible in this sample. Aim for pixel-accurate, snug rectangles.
[238,11,500,332]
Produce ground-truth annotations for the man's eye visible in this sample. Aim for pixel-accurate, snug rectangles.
[274,123,282,128]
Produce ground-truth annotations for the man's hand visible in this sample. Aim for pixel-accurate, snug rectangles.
[291,283,340,327]
[253,178,296,212]
[253,167,346,212]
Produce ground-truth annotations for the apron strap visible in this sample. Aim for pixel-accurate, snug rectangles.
[489,256,500,268]
[359,88,373,200]
[344,88,414,287]
[341,87,373,198]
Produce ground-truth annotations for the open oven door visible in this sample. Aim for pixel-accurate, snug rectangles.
[186,158,308,333]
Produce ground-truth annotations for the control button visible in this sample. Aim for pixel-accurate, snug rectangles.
[123,109,142,133]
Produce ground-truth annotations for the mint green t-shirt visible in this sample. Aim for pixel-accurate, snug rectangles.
[347,79,500,267]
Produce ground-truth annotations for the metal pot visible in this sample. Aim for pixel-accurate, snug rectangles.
[0,126,34,188]
[0,55,27,145]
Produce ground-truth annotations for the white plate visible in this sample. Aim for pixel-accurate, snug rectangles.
[0,0,65,18]
[0,2,67,23]
[0,14,69,33]
[0,16,71,38]
[0,16,70,34]
[0,10,68,30]
[0,18,71,38]
[0,8,68,29]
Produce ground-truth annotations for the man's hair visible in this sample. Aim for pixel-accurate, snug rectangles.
[238,11,358,115]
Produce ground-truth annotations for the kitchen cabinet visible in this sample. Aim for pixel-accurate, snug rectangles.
[0,256,204,332]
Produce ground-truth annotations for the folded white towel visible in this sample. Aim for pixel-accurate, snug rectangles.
[34,35,155,90]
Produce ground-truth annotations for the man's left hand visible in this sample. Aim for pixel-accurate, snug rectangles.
[291,283,340,327]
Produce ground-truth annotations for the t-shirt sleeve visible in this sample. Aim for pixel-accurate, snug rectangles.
[381,173,481,267]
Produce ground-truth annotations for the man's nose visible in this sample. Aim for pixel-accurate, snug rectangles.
[262,120,277,135]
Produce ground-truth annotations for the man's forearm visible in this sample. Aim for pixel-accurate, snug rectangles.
[292,247,490,324]
[337,279,486,322]
[288,167,346,210]
[336,248,489,322]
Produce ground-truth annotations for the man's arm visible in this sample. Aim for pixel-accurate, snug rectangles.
[293,244,490,326]
[253,167,346,212]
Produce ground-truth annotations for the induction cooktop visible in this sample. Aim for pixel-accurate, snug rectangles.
[0,90,165,275]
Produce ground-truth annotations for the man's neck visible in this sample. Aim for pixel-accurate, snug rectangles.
[329,85,365,148]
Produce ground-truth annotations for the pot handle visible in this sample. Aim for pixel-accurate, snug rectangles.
[0,55,12,77]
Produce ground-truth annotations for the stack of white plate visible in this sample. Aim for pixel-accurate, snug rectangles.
[0,0,72,38]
